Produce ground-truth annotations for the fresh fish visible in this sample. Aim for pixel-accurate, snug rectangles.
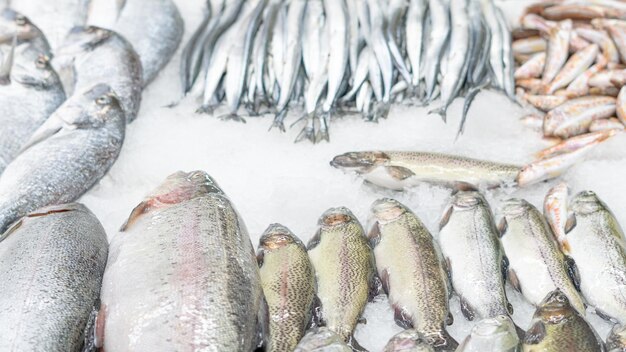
[0,47,65,175]
[516,78,544,93]
[545,43,598,94]
[383,329,435,352]
[0,203,108,350]
[406,0,427,88]
[198,24,237,113]
[541,4,626,21]
[423,0,450,99]
[438,191,513,321]
[576,27,620,64]
[543,96,616,138]
[369,198,457,351]
[53,26,143,122]
[88,0,183,85]
[257,224,316,352]
[515,52,546,80]
[589,69,626,88]
[0,8,50,54]
[294,327,351,352]
[456,315,520,352]
[565,191,626,324]
[607,324,626,352]
[179,0,212,95]
[590,86,620,97]
[331,151,521,190]
[346,0,360,76]
[307,207,376,351]
[99,171,264,351]
[567,61,606,97]
[366,0,395,107]
[522,290,604,352]
[544,182,570,250]
[497,7,515,99]
[385,0,411,87]
[322,0,349,115]
[523,94,567,111]
[589,117,625,131]
[0,83,124,234]
[499,198,586,315]
[617,86,626,124]
[539,129,618,160]
[520,113,545,130]
[512,37,547,56]
[543,19,572,84]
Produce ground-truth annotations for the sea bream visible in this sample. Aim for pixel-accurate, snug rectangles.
[0,83,124,234]
[331,151,521,190]
[369,198,457,351]
[0,203,108,351]
[307,207,377,351]
[99,171,264,351]
[258,224,317,352]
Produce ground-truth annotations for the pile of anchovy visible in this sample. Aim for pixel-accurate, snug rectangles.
[180,0,514,143]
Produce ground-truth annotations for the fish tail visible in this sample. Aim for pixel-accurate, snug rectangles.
[428,106,447,123]
[217,113,246,123]
[423,329,459,351]
[347,335,369,352]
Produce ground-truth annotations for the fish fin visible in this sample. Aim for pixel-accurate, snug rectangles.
[502,256,510,282]
[0,34,16,85]
[357,317,367,325]
[524,321,546,345]
[217,113,246,123]
[385,166,414,180]
[595,307,617,323]
[367,221,382,248]
[443,257,454,299]
[0,219,22,243]
[498,218,508,238]
[306,228,322,250]
[393,304,413,329]
[459,297,476,321]
[439,205,453,230]
[115,0,126,18]
[119,201,152,232]
[446,312,454,326]
[423,330,459,351]
[565,255,581,292]
[19,113,66,153]
[195,104,215,115]
[564,213,577,234]
[256,249,264,268]
[509,268,522,294]
[309,295,323,328]
[369,275,383,302]
[380,268,390,295]
[457,87,482,140]
[94,303,106,348]
[257,295,270,349]
[514,323,526,340]
[347,335,368,352]
[507,302,514,315]
[428,106,447,123]
[81,300,100,352]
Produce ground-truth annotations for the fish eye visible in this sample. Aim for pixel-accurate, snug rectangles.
[96,95,111,106]
[35,56,48,68]
[15,15,26,26]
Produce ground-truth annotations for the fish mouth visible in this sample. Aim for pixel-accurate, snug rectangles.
[452,191,485,209]
[571,190,604,214]
[329,151,389,172]
[500,198,531,217]
[260,223,296,249]
[371,198,406,222]
[319,207,356,227]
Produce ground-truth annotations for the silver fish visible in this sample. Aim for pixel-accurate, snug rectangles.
[322,0,349,115]
[0,83,125,234]
[456,315,520,352]
[294,327,352,352]
[406,0,427,88]
[439,191,513,321]
[0,8,50,54]
[0,203,108,351]
[99,171,264,351]
[423,0,450,100]
[482,0,504,89]
[607,324,626,352]
[53,26,143,122]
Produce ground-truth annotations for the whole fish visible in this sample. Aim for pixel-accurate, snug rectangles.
[0,203,108,351]
[543,96,616,138]
[366,0,395,108]
[369,198,457,351]
[607,324,626,352]
[179,0,213,95]
[522,290,604,352]
[438,191,513,321]
[512,37,547,56]
[99,171,264,351]
[542,19,572,84]
[307,207,376,351]
[406,0,427,88]
[515,53,546,80]
[383,329,435,352]
[53,26,143,122]
[545,43,598,94]
[499,198,585,315]
[576,27,620,64]
[294,327,351,352]
[456,315,520,352]
[523,94,567,111]
[565,191,626,324]
[589,69,626,88]
[331,151,521,190]
[482,0,504,89]
[544,182,570,249]
[0,83,125,234]
[497,7,515,99]
[567,61,606,97]
[542,4,626,21]
[617,86,626,123]
[0,46,65,175]
[423,0,450,100]
[257,224,316,352]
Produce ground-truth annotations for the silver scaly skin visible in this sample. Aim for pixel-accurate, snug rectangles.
[53,26,142,122]
[522,290,604,352]
[307,207,376,351]
[457,315,520,352]
[0,203,108,350]
[438,191,513,321]
[369,198,457,351]
[499,198,585,316]
[294,327,352,352]
[0,8,50,54]
[566,191,626,324]
[0,83,125,234]
[100,171,264,351]
[258,224,316,352]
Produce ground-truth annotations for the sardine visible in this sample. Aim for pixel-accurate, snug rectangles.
[0,203,108,350]
[522,290,604,352]
[383,329,435,352]
[307,207,376,351]
[482,0,505,89]
[369,198,457,350]
[322,0,349,115]
[456,315,520,352]
[406,0,427,88]
[565,191,626,324]
[543,96,616,138]
[438,191,513,320]
[99,171,264,351]
[258,224,316,352]
[294,327,352,352]
[543,19,572,84]
[589,117,625,131]
[499,198,585,315]
[0,83,125,234]
[617,85,626,124]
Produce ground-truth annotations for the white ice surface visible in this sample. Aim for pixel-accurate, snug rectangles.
[65,0,626,350]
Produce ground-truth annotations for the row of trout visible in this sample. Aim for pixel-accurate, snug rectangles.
[2,170,626,352]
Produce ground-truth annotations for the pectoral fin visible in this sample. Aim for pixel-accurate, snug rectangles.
[460,297,476,321]
[385,165,414,180]
[509,268,522,293]
[524,321,546,345]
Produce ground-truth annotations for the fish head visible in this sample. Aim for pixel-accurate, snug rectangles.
[259,223,302,251]
[472,315,516,338]
[318,206,359,228]
[570,191,605,215]
[536,290,575,323]
[12,48,59,88]
[450,191,487,210]
[330,151,390,173]
[0,9,43,44]
[370,198,408,223]
[607,324,626,351]
[500,198,532,219]
[56,26,112,59]
[63,83,124,128]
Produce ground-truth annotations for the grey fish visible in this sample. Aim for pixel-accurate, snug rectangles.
[482,0,504,89]
[330,151,521,190]
[322,0,349,114]
[294,327,352,352]
[0,203,108,351]
[179,0,212,95]
[499,199,585,315]
[369,198,457,351]
[565,191,626,324]
[522,290,604,352]
[99,171,264,351]
[307,207,377,351]
[384,329,435,352]
[406,0,427,88]
[0,83,125,234]
[53,26,143,122]
[607,324,626,352]
[438,191,513,321]
[456,315,520,352]
[258,224,317,352]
